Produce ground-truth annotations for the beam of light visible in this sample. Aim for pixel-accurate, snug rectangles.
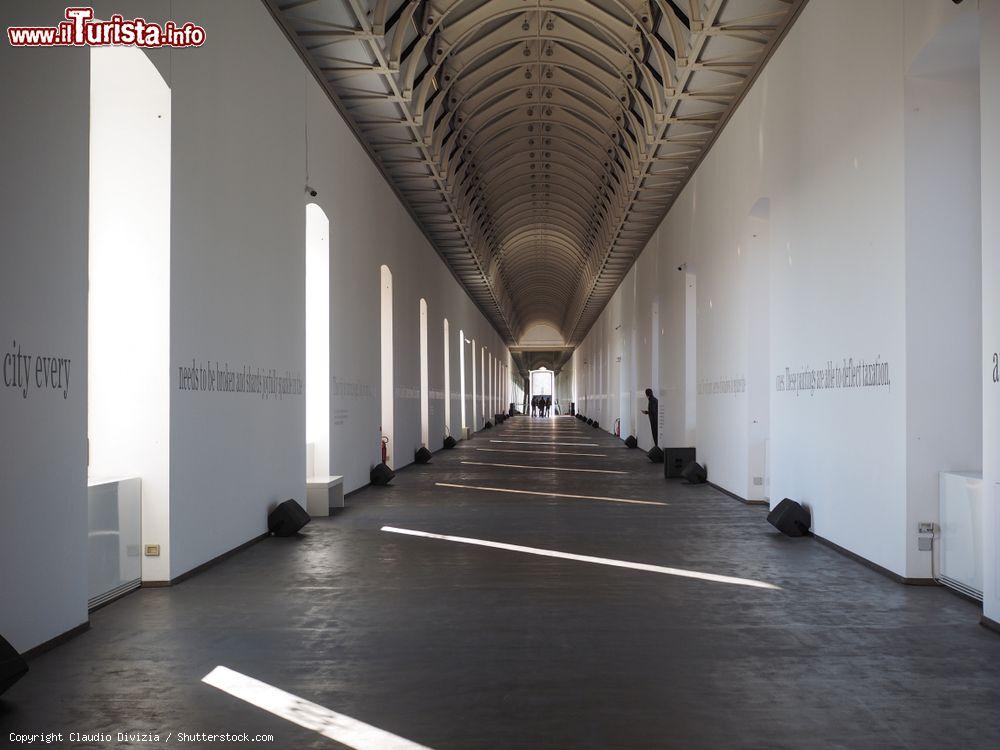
[380,527,781,590]
[461,460,627,475]
[489,439,599,447]
[435,481,666,507]
[202,666,433,750]
[475,447,607,457]
[499,426,584,430]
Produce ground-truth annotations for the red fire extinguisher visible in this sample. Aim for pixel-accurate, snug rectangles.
[381,434,389,464]
[614,418,621,437]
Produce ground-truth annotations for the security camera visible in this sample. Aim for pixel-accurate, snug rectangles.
[305,185,318,197]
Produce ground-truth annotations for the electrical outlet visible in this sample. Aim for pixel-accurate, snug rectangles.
[144,544,160,557]
[917,521,934,534]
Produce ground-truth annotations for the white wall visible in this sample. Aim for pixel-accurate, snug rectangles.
[981,0,1000,625]
[167,0,507,573]
[165,0,508,576]
[903,12,982,580]
[304,69,507,489]
[568,0,987,580]
[167,0,306,580]
[0,1,90,652]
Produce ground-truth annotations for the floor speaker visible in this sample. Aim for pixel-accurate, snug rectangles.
[767,498,811,537]
[664,448,696,478]
[624,435,637,449]
[1,634,28,696]
[443,435,457,449]
[647,446,664,463]
[484,420,493,429]
[371,462,395,486]
[592,420,600,429]
[681,461,707,484]
[415,446,432,464]
[268,499,310,537]
[586,418,594,426]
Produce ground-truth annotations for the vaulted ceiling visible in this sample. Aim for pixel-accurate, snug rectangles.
[265,0,805,346]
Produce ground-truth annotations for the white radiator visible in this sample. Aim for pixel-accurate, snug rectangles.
[938,471,983,600]
[88,476,142,610]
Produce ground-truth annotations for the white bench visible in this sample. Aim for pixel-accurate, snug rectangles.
[306,475,344,516]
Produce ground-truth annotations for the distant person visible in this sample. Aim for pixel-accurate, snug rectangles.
[544,395,551,417]
[641,388,659,447]
[531,395,538,417]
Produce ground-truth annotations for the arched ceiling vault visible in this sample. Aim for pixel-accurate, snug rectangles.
[265,0,806,346]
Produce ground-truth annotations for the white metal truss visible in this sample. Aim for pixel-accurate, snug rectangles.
[264,0,806,345]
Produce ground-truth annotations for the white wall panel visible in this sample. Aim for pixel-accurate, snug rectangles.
[0,2,90,652]
[981,0,1000,624]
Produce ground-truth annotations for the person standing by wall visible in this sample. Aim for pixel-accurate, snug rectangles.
[641,388,658,447]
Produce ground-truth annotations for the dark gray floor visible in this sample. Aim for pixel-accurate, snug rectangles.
[4,416,1000,749]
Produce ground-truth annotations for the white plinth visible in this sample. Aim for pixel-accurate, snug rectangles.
[306,475,344,516]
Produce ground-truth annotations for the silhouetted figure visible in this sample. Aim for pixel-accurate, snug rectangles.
[544,395,552,417]
[531,395,538,417]
[641,388,659,447]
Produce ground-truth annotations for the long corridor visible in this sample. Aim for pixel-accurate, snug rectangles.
[5,416,1000,749]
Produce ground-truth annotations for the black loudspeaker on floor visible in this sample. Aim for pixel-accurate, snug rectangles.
[443,435,457,449]
[647,446,664,463]
[370,462,395,486]
[1,634,28,696]
[267,499,310,537]
[768,498,812,537]
[681,461,707,484]
[664,447,696,478]
[624,435,638,449]
[415,446,432,464]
